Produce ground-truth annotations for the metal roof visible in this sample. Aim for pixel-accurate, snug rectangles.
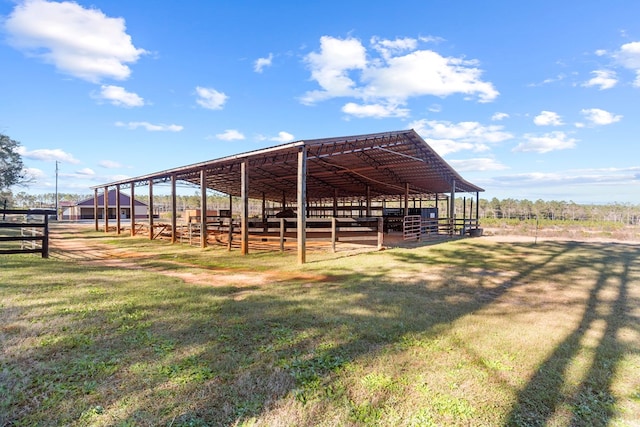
[93,129,483,201]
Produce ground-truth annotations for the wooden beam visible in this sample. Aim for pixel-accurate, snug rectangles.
[116,184,121,235]
[200,169,207,248]
[404,183,409,216]
[171,174,177,244]
[450,179,456,236]
[130,184,136,236]
[148,179,154,240]
[103,186,109,233]
[94,188,99,231]
[297,148,307,264]
[241,161,249,255]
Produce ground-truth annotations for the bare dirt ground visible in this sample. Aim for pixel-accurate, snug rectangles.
[47,223,639,290]
[47,224,330,288]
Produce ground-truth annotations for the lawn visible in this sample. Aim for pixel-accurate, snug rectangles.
[1,227,639,426]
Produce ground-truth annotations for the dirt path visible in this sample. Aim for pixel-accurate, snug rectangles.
[47,223,329,288]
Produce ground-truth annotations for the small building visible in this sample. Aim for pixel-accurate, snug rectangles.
[63,189,147,220]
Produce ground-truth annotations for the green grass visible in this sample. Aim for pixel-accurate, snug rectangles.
[1,228,639,426]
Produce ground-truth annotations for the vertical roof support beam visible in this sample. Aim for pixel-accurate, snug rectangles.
[475,191,480,229]
[130,184,136,236]
[366,185,371,217]
[449,179,456,236]
[171,174,177,244]
[116,184,121,235]
[94,188,99,231]
[103,186,109,233]
[200,169,207,248]
[241,161,249,255]
[404,183,409,216]
[297,147,307,264]
[148,179,154,240]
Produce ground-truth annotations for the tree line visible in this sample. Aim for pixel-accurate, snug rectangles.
[1,190,638,225]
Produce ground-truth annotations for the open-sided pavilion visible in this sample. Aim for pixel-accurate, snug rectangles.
[92,129,484,263]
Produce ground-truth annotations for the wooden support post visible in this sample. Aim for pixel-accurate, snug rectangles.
[404,183,409,216]
[116,184,121,235]
[130,184,136,237]
[463,196,467,235]
[449,179,456,236]
[171,174,177,244]
[377,216,384,250]
[227,217,233,251]
[42,214,49,258]
[297,148,307,264]
[366,185,371,217]
[94,188,99,231]
[103,186,109,233]
[333,188,338,217]
[241,161,249,255]
[331,217,337,253]
[200,169,207,248]
[262,192,267,233]
[280,218,285,252]
[475,192,480,228]
[148,179,154,240]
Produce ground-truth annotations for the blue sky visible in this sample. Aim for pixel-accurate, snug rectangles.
[1,0,639,203]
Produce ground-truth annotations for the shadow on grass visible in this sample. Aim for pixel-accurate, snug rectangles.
[1,238,639,426]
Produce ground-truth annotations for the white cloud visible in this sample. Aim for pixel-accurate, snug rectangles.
[370,36,418,59]
[582,70,617,90]
[96,85,144,107]
[23,167,47,180]
[615,41,640,87]
[513,131,577,153]
[75,167,95,176]
[534,111,563,126]
[195,86,228,110]
[342,102,409,118]
[302,36,367,103]
[580,108,622,126]
[301,35,498,117]
[270,131,295,143]
[99,160,123,169]
[448,158,508,172]
[115,121,183,132]
[491,112,509,121]
[4,0,146,83]
[254,53,273,73]
[410,119,512,155]
[16,146,80,163]
[489,167,640,189]
[216,129,245,141]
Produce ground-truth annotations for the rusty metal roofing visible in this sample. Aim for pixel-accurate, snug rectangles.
[93,129,483,201]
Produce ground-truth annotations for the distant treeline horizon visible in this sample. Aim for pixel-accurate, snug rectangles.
[2,191,639,225]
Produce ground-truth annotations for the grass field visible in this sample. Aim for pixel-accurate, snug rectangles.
[1,226,639,426]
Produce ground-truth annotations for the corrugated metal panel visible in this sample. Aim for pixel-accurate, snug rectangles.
[93,129,483,201]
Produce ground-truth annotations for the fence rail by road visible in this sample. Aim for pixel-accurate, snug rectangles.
[0,209,56,258]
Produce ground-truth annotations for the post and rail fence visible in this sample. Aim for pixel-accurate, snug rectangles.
[0,209,56,258]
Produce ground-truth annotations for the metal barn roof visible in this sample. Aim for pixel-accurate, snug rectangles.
[93,129,483,201]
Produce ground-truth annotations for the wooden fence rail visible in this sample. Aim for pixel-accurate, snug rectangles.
[0,209,56,258]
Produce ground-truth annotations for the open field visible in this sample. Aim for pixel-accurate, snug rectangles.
[1,224,639,426]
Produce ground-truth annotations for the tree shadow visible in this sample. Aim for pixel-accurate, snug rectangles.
[2,239,639,426]
[504,242,639,426]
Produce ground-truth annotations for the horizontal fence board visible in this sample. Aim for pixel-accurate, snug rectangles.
[0,222,46,228]
[0,236,45,242]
